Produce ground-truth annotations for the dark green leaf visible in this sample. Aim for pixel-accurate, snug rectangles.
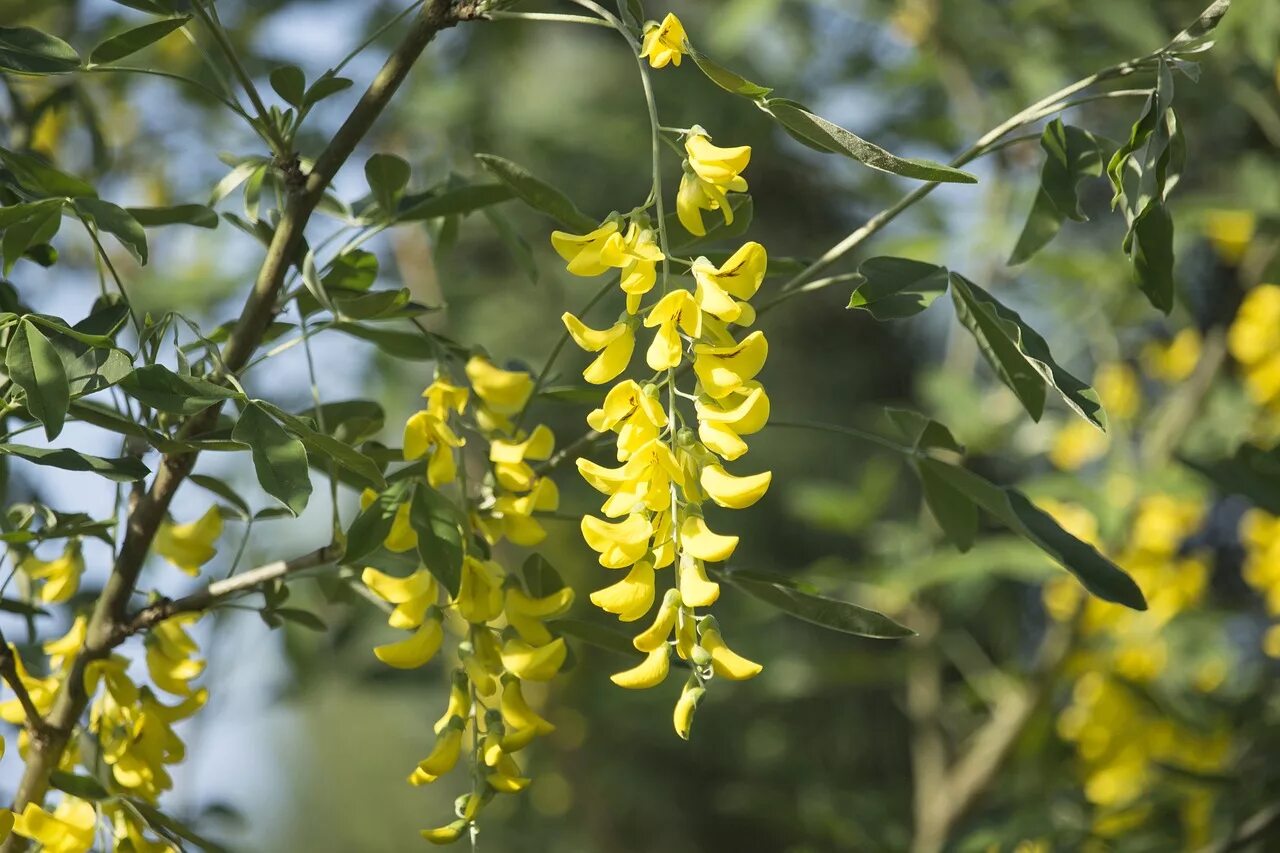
[0,26,81,75]
[323,249,378,291]
[65,347,133,397]
[343,481,411,563]
[410,485,464,597]
[397,183,515,222]
[332,289,418,321]
[1009,121,1106,265]
[846,256,948,319]
[764,99,977,184]
[269,65,306,107]
[1008,188,1066,266]
[1127,200,1175,314]
[0,597,47,617]
[949,273,1105,429]
[274,607,326,631]
[189,474,252,519]
[7,319,70,439]
[74,197,148,264]
[127,204,219,229]
[918,458,1146,610]
[0,443,149,482]
[49,771,109,801]
[89,16,189,65]
[916,460,979,551]
[522,553,565,597]
[2,200,64,276]
[331,322,435,360]
[1181,443,1280,514]
[0,148,96,198]
[233,402,312,516]
[551,618,643,658]
[365,153,411,215]
[727,573,915,639]
[302,73,353,107]
[128,801,229,853]
[119,364,239,414]
[255,401,386,491]
[310,400,385,445]
[689,48,771,98]
[475,153,597,231]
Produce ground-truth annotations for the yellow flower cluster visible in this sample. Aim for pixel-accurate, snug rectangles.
[552,130,769,738]
[363,362,571,842]
[1040,496,1226,840]
[17,541,85,604]
[1049,362,1140,472]
[1240,509,1280,657]
[1228,283,1280,409]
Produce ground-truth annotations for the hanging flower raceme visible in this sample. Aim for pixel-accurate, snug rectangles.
[553,126,770,738]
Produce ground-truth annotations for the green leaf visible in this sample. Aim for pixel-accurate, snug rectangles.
[1009,121,1106,265]
[7,319,70,439]
[255,401,386,491]
[1181,443,1280,514]
[233,402,312,516]
[310,400,386,445]
[127,204,219,229]
[846,256,948,320]
[689,48,771,98]
[269,65,306,107]
[302,73,353,107]
[119,364,239,414]
[274,607,327,631]
[726,573,915,638]
[344,481,411,563]
[2,200,64,276]
[128,801,229,853]
[410,485,464,597]
[331,322,435,360]
[917,457,1146,609]
[1127,200,1175,314]
[551,617,642,658]
[0,597,48,617]
[89,16,189,65]
[74,197,148,264]
[916,460,979,551]
[1165,0,1232,52]
[365,153,411,215]
[537,384,607,405]
[65,347,133,397]
[0,148,96,198]
[189,474,252,519]
[522,553,565,597]
[323,249,378,291]
[475,153,597,231]
[49,770,109,801]
[763,99,977,184]
[949,273,1106,429]
[0,443,149,482]
[0,26,81,75]
[397,183,515,222]
[332,289,418,321]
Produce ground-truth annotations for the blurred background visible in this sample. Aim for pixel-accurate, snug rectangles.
[1,0,1279,849]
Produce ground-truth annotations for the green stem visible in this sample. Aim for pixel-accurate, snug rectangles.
[486,11,611,27]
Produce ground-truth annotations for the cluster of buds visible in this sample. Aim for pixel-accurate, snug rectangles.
[553,127,769,738]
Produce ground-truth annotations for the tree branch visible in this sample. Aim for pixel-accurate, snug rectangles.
[0,3,475,838]
[0,634,53,746]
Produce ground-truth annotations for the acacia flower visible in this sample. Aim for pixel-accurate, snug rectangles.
[374,615,444,669]
[490,425,555,492]
[562,313,636,384]
[154,507,223,576]
[677,552,720,607]
[359,489,417,552]
[12,797,96,853]
[673,679,705,740]
[693,330,768,399]
[644,289,702,370]
[619,222,665,311]
[581,512,653,568]
[700,619,762,680]
[590,559,657,622]
[699,464,772,509]
[455,557,504,624]
[679,515,739,562]
[691,242,767,324]
[677,131,751,236]
[587,380,668,461]
[640,13,688,68]
[578,439,684,517]
[611,645,671,689]
[499,636,568,681]
[633,589,681,652]
[465,356,535,428]
[694,381,770,460]
[415,718,465,782]
[504,586,574,647]
[550,220,626,276]
[362,567,439,629]
[19,541,84,604]
[144,615,205,695]
[403,409,465,487]
[44,615,87,672]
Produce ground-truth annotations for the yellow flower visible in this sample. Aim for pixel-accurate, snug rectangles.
[421,820,469,845]
[587,380,668,461]
[550,220,626,276]
[145,615,205,695]
[561,313,636,384]
[700,620,762,680]
[673,679,705,740]
[486,752,531,793]
[634,589,681,651]
[44,615,87,672]
[1229,284,1280,407]
[691,242,767,324]
[578,438,684,517]
[643,289,702,370]
[581,513,653,568]
[1141,328,1201,383]
[504,585,574,646]
[154,507,222,576]
[435,671,472,734]
[490,425,555,492]
[500,677,555,746]
[699,464,771,509]
[0,647,58,725]
[694,381,770,461]
[1203,209,1255,264]
[692,331,768,399]
[374,616,444,669]
[359,490,417,553]
[1264,625,1280,658]
[415,719,465,782]
[1049,419,1109,471]
[676,552,719,607]
[640,13,687,69]
[619,222,664,311]
[12,797,96,853]
[465,356,535,417]
[362,567,438,629]
[610,646,670,689]
[455,557,505,624]
[492,477,559,546]
[590,559,656,621]
[500,636,568,681]
[19,541,85,604]
[422,378,468,416]
[676,132,751,236]
[680,515,738,562]
[1095,363,1141,421]
[403,409,465,487]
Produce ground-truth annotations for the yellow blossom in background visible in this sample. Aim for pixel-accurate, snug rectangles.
[0,645,59,725]
[19,541,85,604]
[1049,419,1109,471]
[1095,362,1141,421]
[359,489,417,552]
[153,507,222,575]
[12,796,95,853]
[465,355,535,431]
[640,13,688,68]
[1228,284,1280,408]
[1203,208,1256,264]
[1141,327,1202,383]
[144,615,205,695]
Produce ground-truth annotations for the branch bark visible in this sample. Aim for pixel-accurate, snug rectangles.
[1,2,476,839]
